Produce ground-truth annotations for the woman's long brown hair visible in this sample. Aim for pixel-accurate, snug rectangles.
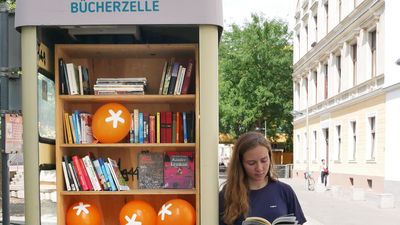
[222,131,277,225]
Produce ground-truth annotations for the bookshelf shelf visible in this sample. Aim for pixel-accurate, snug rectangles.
[60,189,197,196]
[59,143,196,148]
[55,43,199,225]
[59,94,196,104]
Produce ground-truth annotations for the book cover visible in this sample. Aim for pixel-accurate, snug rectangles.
[107,157,130,191]
[164,151,194,189]
[82,155,102,191]
[61,161,71,191]
[156,112,161,143]
[138,151,164,189]
[63,155,75,191]
[92,159,109,191]
[58,58,67,94]
[68,162,81,191]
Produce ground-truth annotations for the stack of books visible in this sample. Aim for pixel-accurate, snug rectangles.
[93,77,147,95]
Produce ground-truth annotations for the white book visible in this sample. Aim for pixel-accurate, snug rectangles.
[82,156,102,191]
[61,161,71,191]
[65,63,79,95]
[159,61,168,94]
[68,163,79,191]
[176,67,186,95]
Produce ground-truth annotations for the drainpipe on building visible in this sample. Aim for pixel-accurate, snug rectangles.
[0,3,11,225]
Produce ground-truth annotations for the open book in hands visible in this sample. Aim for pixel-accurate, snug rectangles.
[242,215,298,225]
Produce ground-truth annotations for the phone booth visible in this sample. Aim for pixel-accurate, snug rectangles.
[15,1,222,224]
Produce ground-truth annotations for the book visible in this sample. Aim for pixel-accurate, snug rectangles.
[107,157,130,191]
[65,63,80,95]
[164,151,194,189]
[243,215,298,225]
[158,61,168,94]
[61,161,71,191]
[181,59,194,94]
[138,151,164,189]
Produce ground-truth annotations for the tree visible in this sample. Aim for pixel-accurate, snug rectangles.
[219,14,293,150]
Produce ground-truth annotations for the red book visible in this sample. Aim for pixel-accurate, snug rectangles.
[176,112,181,143]
[78,157,93,190]
[165,111,172,143]
[164,151,195,189]
[149,115,156,143]
[181,59,194,94]
[71,155,90,191]
[161,112,166,143]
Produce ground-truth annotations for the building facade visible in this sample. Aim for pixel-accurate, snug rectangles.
[292,0,400,200]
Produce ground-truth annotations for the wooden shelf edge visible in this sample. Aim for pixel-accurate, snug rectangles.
[60,189,197,196]
[59,143,196,148]
[59,94,196,103]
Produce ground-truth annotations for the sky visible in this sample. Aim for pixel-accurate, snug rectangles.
[222,0,294,28]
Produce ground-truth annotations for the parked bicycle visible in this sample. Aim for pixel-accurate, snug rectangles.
[304,171,315,191]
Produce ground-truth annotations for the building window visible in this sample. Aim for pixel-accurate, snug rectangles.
[351,43,357,86]
[338,0,342,21]
[296,82,301,110]
[305,77,309,99]
[350,121,357,161]
[313,70,318,104]
[324,63,328,99]
[324,2,329,34]
[304,132,308,163]
[297,134,301,161]
[337,55,341,93]
[335,125,341,161]
[313,15,318,43]
[297,34,301,59]
[368,116,376,160]
[313,130,318,161]
[370,30,377,77]
[305,25,309,51]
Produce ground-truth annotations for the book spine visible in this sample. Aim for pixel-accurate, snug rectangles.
[156,112,161,143]
[63,155,76,191]
[158,61,168,94]
[71,156,90,191]
[134,109,139,143]
[68,162,81,191]
[139,112,144,143]
[183,112,188,143]
[82,155,102,191]
[149,115,155,143]
[143,112,149,143]
[61,161,72,191]
[167,63,180,95]
[181,59,194,94]
[101,160,117,191]
[92,159,109,191]
[165,112,172,143]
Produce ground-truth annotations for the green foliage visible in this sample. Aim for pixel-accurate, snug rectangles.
[219,14,293,150]
[0,0,16,10]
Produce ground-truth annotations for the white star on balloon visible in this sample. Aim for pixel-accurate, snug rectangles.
[105,109,125,128]
[73,202,91,216]
[125,213,142,225]
[158,203,172,221]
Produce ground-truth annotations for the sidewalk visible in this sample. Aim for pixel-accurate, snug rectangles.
[281,178,400,225]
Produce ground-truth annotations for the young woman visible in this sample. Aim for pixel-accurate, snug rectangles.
[219,132,306,225]
[320,159,328,186]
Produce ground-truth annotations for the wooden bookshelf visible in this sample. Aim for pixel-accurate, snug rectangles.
[55,44,199,225]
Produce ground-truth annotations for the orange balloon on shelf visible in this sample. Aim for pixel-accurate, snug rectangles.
[119,200,157,225]
[156,199,196,225]
[92,103,132,143]
[66,201,101,225]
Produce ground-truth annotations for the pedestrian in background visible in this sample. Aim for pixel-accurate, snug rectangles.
[320,159,328,186]
[219,131,306,225]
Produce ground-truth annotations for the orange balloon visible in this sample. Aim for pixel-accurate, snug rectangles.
[92,103,132,143]
[66,201,101,225]
[119,200,157,225]
[156,199,196,225]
